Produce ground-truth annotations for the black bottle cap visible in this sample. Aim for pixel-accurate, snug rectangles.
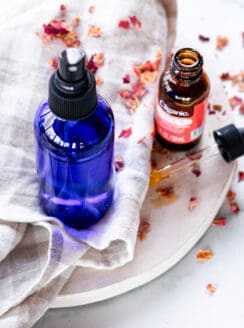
[213,123,244,162]
[48,48,97,120]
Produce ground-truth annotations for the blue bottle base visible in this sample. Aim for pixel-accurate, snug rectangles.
[40,188,114,229]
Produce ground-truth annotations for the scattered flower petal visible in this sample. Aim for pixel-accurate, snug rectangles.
[189,196,198,211]
[131,82,147,97]
[115,155,124,172]
[118,20,130,29]
[239,104,244,114]
[212,216,227,226]
[156,186,175,199]
[238,171,244,182]
[229,201,240,214]
[186,151,202,161]
[43,19,70,36]
[129,15,142,30]
[72,16,80,26]
[119,89,140,111]
[87,53,104,75]
[216,36,229,50]
[191,162,201,177]
[37,18,80,47]
[137,136,148,144]
[213,104,222,111]
[95,77,103,86]
[220,72,230,81]
[87,55,97,74]
[60,4,67,15]
[88,5,95,13]
[137,220,150,241]
[140,70,158,84]
[226,189,236,201]
[198,35,210,42]
[118,127,133,139]
[206,283,216,295]
[93,53,105,67]
[87,25,103,37]
[196,249,214,261]
[123,74,131,84]
[48,57,58,69]
[229,96,243,109]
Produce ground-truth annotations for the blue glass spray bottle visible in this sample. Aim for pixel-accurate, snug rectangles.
[34,48,115,229]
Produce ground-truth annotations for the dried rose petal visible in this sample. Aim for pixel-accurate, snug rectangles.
[35,31,48,45]
[48,57,58,69]
[238,171,244,182]
[137,136,148,144]
[119,89,140,111]
[196,249,214,261]
[93,53,105,67]
[229,201,240,214]
[43,19,70,36]
[60,4,67,15]
[198,35,210,42]
[220,72,230,81]
[239,104,244,114]
[137,220,150,241]
[208,109,216,115]
[238,82,244,92]
[156,186,175,198]
[212,216,227,226]
[230,71,244,85]
[186,151,202,161]
[189,196,198,211]
[123,74,131,84]
[87,55,97,74]
[60,30,80,47]
[216,36,229,50]
[129,15,142,30]
[206,283,216,295]
[131,82,147,98]
[229,96,243,109]
[88,5,95,13]
[115,155,124,172]
[95,78,103,86]
[87,25,103,37]
[118,127,132,139]
[72,16,80,26]
[118,20,130,29]
[191,163,201,177]
[226,189,236,201]
[213,104,222,111]
[125,96,140,111]
[140,71,158,84]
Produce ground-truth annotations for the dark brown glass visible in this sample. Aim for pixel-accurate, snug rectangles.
[155,48,210,151]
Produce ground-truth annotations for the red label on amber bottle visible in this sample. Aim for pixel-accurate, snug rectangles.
[155,99,208,144]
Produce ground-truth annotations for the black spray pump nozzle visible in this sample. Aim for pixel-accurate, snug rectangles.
[48,48,97,120]
[58,48,86,83]
[213,123,244,163]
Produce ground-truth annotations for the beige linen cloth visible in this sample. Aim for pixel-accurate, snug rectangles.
[0,0,176,326]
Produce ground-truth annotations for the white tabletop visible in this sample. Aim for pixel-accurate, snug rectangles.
[35,0,244,327]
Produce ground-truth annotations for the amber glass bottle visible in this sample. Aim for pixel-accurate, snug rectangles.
[155,48,210,150]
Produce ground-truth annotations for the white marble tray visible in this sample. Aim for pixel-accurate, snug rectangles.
[51,65,235,309]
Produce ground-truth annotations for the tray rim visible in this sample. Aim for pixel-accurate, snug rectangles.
[51,164,235,308]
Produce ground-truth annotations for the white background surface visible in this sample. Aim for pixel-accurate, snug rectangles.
[35,0,244,327]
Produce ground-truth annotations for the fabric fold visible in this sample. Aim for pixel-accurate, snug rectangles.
[0,0,176,326]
